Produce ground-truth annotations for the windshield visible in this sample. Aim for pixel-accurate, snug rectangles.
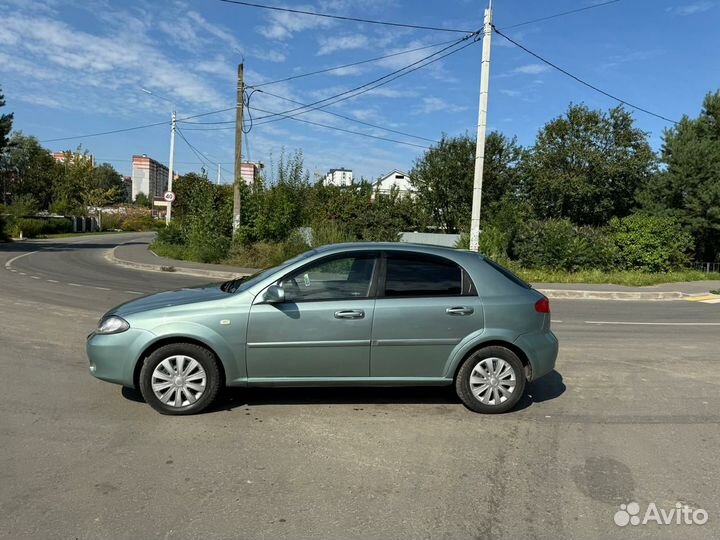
[220,248,317,293]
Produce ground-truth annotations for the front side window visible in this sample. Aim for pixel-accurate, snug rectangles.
[279,254,376,302]
[384,254,470,297]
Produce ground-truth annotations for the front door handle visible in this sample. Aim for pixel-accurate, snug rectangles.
[334,309,365,319]
[446,306,474,316]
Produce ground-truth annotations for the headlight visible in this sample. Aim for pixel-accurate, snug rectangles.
[96,316,130,335]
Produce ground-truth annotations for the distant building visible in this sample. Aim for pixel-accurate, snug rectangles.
[324,168,353,187]
[131,154,168,201]
[371,169,414,199]
[240,161,264,185]
[52,151,95,166]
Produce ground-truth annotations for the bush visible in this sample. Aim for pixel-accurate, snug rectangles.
[512,219,616,271]
[11,218,45,238]
[42,218,73,234]
[225,237,309,269]
[100,212,125,231]
[0,214,9,241]
[120,214,156,231]
[156,222,185,245]
[310,220,354,247]
[610,213,694,272]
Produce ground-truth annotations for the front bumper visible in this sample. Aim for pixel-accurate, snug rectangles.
[86,328,155,387]
[514,330,558,381]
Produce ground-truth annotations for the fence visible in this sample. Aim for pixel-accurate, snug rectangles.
[691,262,720,273]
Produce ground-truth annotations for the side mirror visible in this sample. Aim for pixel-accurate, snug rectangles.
[263,284,285,304]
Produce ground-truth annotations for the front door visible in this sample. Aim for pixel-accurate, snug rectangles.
[371,252,483,378]
[246,252,378,380]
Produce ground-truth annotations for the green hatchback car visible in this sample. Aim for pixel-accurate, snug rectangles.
[87,243,558,415]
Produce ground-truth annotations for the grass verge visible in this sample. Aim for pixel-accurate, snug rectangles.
[518,268,720,287]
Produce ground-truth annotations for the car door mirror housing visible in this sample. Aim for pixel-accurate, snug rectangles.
[263,285,285,304]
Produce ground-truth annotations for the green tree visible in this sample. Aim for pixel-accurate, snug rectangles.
[641,90,720,261]
[2,133,60,209]
[409,132,523,232]
[92,163,125,203]
[522,104,656,226]
[134,192,151,208]
[0,86,13,154]
[52,147,95,214]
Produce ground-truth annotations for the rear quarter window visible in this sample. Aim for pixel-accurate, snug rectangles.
[482,257,531,289]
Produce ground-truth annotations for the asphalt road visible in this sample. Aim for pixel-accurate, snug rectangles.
[1,233,718,540]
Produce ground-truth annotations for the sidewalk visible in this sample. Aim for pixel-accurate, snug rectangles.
[107,236,720,300]
[107,235,259,280]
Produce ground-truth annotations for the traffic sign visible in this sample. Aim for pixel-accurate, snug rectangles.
[163,191,176,203]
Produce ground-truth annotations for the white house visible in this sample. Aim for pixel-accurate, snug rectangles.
[371,169,414,199]
[324,168,353,186]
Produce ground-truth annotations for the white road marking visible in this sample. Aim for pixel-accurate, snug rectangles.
[18,272,26,275]
[551,320,563,323]
[47,279,59,283]
[584,321,720,326]
[30,276,41,280]
[124,290,143,295]
[67,283,84,287]
[92,286,112,291]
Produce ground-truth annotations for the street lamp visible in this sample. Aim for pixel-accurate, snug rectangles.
[141,88,176,225]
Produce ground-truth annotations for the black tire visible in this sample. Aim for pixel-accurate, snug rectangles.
[139,343,221,415]
[455,346,526,414]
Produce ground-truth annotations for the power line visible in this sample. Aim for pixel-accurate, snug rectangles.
[493,26,679,125]
[176,127,216,171]
[500,0,622,30]
[250,105,430,149]
[41,107,238,144]
[253,36,480,125]
[254,88,438,143]
[219,0,474,33]
[40,120,168,143]
[250,38,460,88]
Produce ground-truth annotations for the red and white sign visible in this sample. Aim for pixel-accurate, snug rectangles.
[163,191,176,202]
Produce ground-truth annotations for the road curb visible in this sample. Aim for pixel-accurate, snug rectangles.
[105,245,248,280]
[537,288,686,301]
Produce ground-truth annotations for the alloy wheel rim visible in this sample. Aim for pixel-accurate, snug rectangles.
[151,355,207,408]
[469,357,516,406]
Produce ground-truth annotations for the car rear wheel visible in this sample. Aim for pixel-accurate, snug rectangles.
[455,346,526,413]
[139,343,221,415]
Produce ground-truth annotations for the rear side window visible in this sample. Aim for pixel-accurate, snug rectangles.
[384,253,474,297]
[483,257,531,289]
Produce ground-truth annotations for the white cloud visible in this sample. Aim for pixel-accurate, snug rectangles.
[667,2,714,15]
[317,34,369,55]
[257,4,332,40]
[15,94,62,109]
[0,12,228,112]
[499,89,521,97]
[513,63,550,75]
[415,97,467,114]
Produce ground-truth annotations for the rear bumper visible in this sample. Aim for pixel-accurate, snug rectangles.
[86,328,155,387]
[514,330,558,381]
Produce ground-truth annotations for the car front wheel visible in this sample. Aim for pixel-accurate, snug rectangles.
[455,346,526,413]
[139,343,221,415]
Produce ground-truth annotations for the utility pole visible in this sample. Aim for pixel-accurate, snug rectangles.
[166,110,176,225]
[232,63,244,233]
[469,0,493,252]
[216,163,221,185]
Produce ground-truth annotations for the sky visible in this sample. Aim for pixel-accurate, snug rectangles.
[1,0,719,183]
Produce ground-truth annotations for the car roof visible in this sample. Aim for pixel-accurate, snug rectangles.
[313,242,482,263]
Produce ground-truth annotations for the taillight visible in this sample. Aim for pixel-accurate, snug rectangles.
[535,296,550,313]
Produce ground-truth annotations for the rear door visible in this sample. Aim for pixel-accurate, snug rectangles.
[370,251,483,378]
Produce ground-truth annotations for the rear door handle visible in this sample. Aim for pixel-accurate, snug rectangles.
[446,306,474,316]
[334,309,365,319]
